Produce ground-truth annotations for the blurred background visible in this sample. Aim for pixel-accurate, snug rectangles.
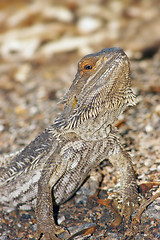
[0,0,160,239]
[0,0,159,150]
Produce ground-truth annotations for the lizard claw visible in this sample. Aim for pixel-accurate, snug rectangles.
[36,224,68,240]
[122,200,139,220]
[54,224,69,235]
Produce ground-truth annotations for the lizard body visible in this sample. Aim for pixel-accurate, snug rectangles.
[0,48,139,239]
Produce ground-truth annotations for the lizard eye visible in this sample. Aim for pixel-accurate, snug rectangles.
[79,57,97,74]
[84,64,93,70]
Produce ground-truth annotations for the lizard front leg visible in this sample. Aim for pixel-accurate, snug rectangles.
[36,155,68,240]
[109,147,139,219]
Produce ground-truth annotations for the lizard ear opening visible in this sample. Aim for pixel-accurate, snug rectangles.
[72,96,78,108]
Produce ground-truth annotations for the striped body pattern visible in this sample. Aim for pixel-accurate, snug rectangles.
[0,48,139,240]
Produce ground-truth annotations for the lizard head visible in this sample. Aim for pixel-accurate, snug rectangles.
[55,47,135,139]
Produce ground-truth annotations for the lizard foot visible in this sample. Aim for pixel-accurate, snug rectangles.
[122,200,139,220]
[37,224,68,240]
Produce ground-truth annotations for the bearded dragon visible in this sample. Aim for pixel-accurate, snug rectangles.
[0,47,139,239]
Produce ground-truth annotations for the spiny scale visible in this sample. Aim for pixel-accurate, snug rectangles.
[0,48,139,240]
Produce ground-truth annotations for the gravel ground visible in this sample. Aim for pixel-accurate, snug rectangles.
[0,0,160,239]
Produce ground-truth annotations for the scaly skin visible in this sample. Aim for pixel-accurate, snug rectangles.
[0,48,139,239]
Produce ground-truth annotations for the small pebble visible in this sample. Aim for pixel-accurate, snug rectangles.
[77,16,102,34]
[144,159,152,167]
[145,124,153,132]
[0,124,4,132]
[155,104,160,115]
[14,64,31,82]
[150,165,157,171]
